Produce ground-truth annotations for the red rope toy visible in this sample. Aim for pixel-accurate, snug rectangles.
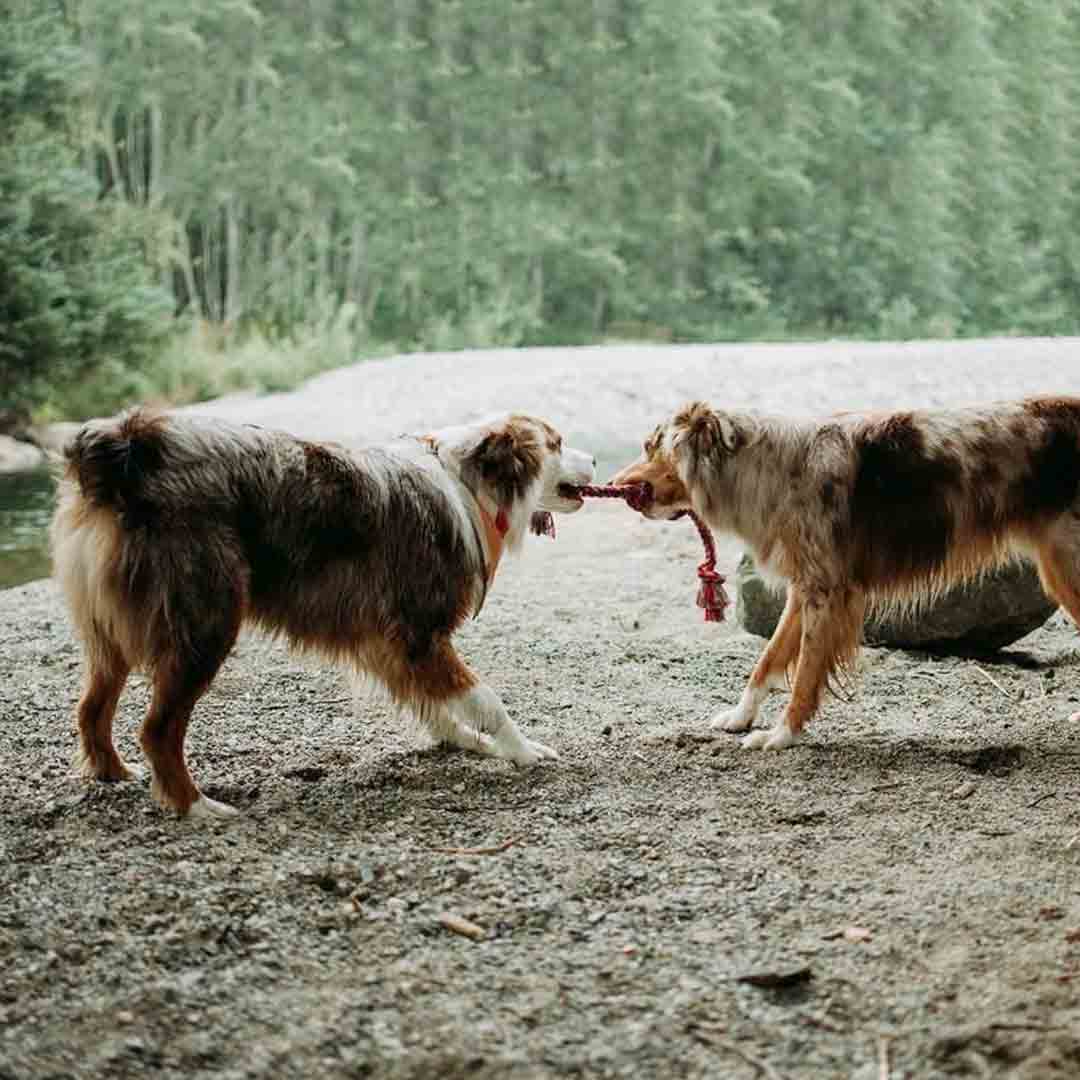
[558,481,729,623]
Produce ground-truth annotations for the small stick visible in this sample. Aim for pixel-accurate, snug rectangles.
[1025,792,1056,809]
[847,782,906,796]
[259,697,353,712]
[973,665,1014,699]
[437,911,486,941]
[907,670,946,684]
[429,835,522,856]
[987,1021,1068,1033]
[878,1035,891,1080]
[1066,830,1080,850]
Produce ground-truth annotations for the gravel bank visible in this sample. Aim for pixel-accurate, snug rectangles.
[3,338,1080,1079]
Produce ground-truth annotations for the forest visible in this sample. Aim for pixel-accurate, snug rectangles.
[4,0,1080,418]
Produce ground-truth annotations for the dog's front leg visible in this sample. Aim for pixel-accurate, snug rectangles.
[450,684,558,767]
[712,589,803,733]
[741,587,862,750]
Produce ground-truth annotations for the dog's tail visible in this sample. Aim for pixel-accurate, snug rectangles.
[63,408,169,513]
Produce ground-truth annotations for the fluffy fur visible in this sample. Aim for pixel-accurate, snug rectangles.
[51,408,594,818]
[612,397,1080,749]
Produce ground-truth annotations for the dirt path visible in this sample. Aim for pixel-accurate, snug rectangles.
[3,339,1080,1079]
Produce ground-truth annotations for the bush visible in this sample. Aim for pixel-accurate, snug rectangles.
[0,5,172,419]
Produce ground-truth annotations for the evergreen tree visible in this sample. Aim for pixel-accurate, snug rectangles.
[0,1,171,416]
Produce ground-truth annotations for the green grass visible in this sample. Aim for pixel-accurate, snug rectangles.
[36,303,391,422]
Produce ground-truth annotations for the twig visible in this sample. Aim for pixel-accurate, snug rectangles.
[908,670,946,684]
[973,665,1014,699]
[1025,792,1056,809]
[878,1035,891,1080]
[775,811,827,826]
[429,835,522,856]
[987,1021,1068,1033]
[259,697,352,712]
[687,1027,787,1080]
[437,911,486,941]
[1066,830,1080,851]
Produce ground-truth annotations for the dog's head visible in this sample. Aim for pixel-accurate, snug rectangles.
[431,414,594,544]
[610,401,746,519]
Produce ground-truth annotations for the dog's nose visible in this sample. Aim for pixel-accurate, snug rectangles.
[592,456,597,470]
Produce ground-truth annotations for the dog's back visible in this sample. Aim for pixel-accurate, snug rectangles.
[52,409,487,668]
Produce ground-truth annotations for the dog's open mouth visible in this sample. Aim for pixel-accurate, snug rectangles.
[557,483,586,504]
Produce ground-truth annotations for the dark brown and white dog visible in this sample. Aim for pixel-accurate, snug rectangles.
[51,408,594,819]
[612,397,1080,749]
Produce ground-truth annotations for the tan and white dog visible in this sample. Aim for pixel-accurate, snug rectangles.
[51,408,594,818]
[612,397,1080,749]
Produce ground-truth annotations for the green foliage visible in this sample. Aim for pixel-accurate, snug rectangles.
[41,305,382,421]
[0,3,173,417]
[8,0,1080,423]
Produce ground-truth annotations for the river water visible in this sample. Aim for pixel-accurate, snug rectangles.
[0,469,55,589]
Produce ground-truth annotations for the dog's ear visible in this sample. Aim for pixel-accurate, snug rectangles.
[463,422,543,505]
[670,402,743,459]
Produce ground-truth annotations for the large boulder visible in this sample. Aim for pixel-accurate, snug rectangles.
[735,554,1057,652]
[0,434,46,474]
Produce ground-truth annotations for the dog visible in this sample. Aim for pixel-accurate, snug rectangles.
[51,408,595,818]
[611,397,1080,749]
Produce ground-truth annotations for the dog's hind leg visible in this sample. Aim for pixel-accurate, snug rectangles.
[1033,533,1080,722]
[742,587,864,750]
[712,589,803,733]
[74,637,138,782]
[139,614,242,820]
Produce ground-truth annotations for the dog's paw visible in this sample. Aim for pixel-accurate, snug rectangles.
[740,725,796,751]
[441,724,497,756]
[186,795,241,821]
[75,753,146,783]
[503,737,559,767]
[710,706,753,733]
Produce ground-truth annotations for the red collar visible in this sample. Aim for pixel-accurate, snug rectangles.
[477,506,509,583]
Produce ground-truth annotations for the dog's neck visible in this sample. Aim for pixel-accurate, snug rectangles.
[410,432,512,590]
[476,505,510,584]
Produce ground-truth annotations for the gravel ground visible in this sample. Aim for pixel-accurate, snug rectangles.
[3,338,1080,1079]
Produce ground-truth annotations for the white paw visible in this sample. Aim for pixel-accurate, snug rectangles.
[470,732,498,756]
[186,795,241,821]
[502,737,559,767]
[711,707,753,733]
[740,725,796,751]
[442,725,496,756]
[529,739,559,761]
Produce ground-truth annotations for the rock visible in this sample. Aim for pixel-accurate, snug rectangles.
[735,553,1057,652]
[0,434,46,474]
